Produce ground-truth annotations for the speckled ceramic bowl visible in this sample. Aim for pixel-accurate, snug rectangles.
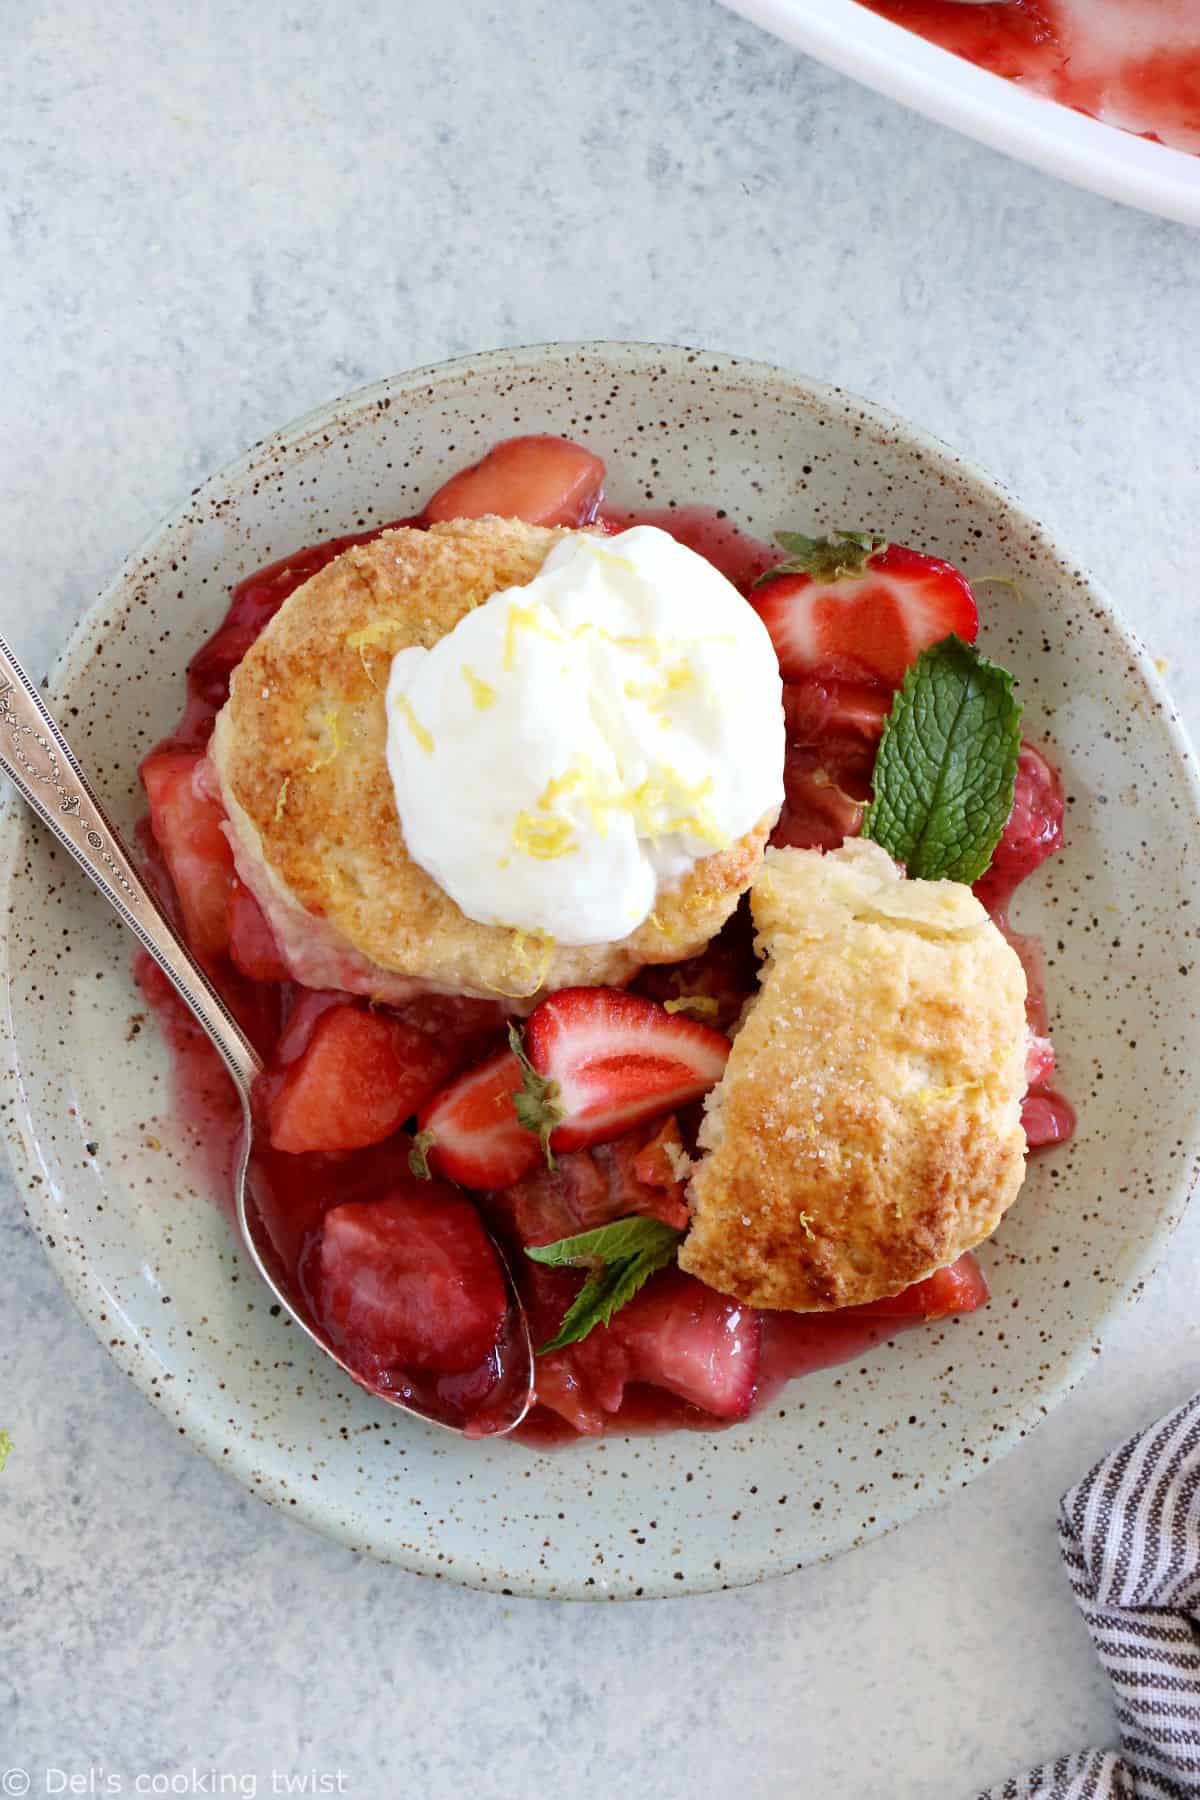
[3,343,1199,1600]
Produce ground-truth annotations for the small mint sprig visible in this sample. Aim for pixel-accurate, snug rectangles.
[863,635,1022,884]
[526,1216,682,1353]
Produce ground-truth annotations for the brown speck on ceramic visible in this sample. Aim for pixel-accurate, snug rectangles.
[2,342,1199,1600]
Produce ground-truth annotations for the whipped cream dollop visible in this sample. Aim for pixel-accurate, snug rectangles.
[384,526,785,945]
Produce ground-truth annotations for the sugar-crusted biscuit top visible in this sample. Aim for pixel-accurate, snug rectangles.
[210,517,771,1003]
[679,839,1029,1311]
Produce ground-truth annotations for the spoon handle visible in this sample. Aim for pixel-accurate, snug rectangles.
[0,634,262,1091]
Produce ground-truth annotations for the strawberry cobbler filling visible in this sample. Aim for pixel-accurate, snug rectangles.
[137,433,1073,1441]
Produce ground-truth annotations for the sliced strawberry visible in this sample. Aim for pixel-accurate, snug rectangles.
[752,532,978,688]
[422,434,605,528]
[414,1048,543,1191]
[267,1005,452,1154]
[227,876,290,982]
[523,988,729,1153]
[850,1253,990,1322]
[314,1186,507,1375]
[974,741,1064,914]
[141,750,235,957]
[598,1268,762,1420]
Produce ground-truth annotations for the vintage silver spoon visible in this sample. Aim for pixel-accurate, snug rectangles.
[0,635,534,1437]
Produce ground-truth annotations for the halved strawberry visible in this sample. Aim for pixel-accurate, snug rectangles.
[227,876,290,982]
[314,1186,508,1374]
[267,1005,453,1154]
[413,1048,543,1191]
[422,434,605,528]
[598,1268,762,1419]
[141,750,235,957]
[752,531,978,688]
[849,1253,990,1322]
[523,988,729,1153]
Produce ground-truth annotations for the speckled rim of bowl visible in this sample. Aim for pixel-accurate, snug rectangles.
[3,341,1200,1600]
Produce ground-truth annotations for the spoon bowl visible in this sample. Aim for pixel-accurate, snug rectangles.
[0,636,534,1438]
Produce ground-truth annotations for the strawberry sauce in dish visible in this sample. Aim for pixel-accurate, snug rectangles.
[861,0,1200,155]
[137,430,1073,1444]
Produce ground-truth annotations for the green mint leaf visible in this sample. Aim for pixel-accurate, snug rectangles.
[508,1022,564,1171]
[526,1215,683,1352]
[863,635,1022,883]
[754,528,886,588]
[536,1236,679,1354]
[526,1215,681,1270]
[0,1431,11,1474]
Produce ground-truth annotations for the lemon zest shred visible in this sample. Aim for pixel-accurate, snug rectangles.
[273,776,290,822]
[537,768,582,810]
[479,928,557,999]
[571,620,662,663]
[346,616,408,687]
[306,710,344,773]
[663,994,720,1021]
[503,602,565,671]
[462,664,497,710]
[582,541,638,575]
[392,691,434,755]
[512,811,578,860]
[974,573,1025,602]
[346,617,407,652]
[914,1079,984,1106]
[625,660,699,716]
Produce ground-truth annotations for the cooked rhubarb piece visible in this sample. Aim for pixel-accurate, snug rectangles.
[423,434,605,528]
[773,676,890,851]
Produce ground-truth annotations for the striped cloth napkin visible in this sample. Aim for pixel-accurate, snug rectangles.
[982,1394,1200,1799]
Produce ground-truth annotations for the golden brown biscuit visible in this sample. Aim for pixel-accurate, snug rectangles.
[210,517,771,1003]
[679,839,1028,1311]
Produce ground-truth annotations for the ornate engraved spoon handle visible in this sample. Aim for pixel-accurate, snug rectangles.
[0,634,261,1091]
